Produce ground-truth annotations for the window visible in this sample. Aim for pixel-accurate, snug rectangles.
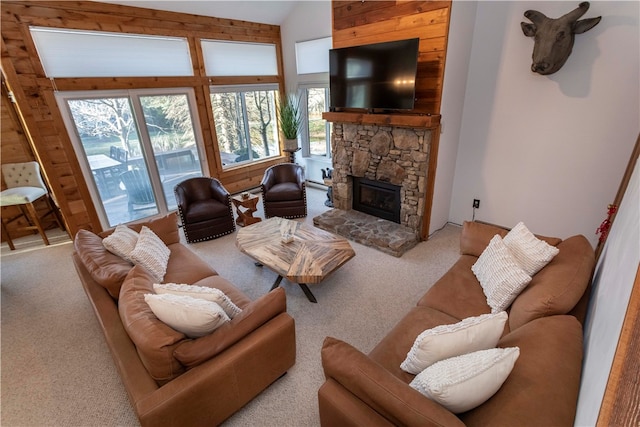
[30,27,192,78]
[56,89,206,228]
[210,85,280,168]
[300,86,331,157]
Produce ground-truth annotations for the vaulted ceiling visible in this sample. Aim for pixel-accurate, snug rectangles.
[95,0,300,25]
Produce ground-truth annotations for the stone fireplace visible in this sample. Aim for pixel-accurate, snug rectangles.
[313,117,436,257]
[331,123,432,234]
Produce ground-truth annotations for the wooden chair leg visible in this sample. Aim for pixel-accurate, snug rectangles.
[24,201,50,246]
[1,220,15,250]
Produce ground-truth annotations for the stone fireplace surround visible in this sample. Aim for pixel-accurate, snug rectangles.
[313,120,434,256]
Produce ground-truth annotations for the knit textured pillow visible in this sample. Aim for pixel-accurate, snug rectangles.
[153,283,242,319]
[129,226,170,282]
[410,347,520,413]
[472,235,532,312]
[503,222,560,276]
[144,293,230,338]
[400,311,508,375]
[102,224,139,262]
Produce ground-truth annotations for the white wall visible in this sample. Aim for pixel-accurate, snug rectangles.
[280,1,332,183]
[449,1,639,246]
[430,0,478,234]
[575,155,639,426]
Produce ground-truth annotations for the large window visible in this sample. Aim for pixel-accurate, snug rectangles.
[210,85,280,167]
[300,86,331,157]
[57,89,206,227]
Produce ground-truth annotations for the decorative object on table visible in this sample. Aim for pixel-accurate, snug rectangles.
[321,167,334,207]
[277,93,302,161]
[174,177,235,243]
[231,193,261,227]
[0,161,65,250]
[260,163,307,219]
[521,1,601,75]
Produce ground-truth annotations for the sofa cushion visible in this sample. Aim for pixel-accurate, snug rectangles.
[153,283,242,318]
[417,255,492,321]
[74,229,133,299]
[118,265,186,382]
[508,235,595,331]
[129,226,171,282]
[503,222,559,276]
[144,293,230,338]
[460,221,562,258]
[400,311,508,375]
[472,235,532,312]
[460,316,583,427]
[174,287,287,368]
[369,306,463,383]
[163,244,219,284]
[409,347,520,414]
[102,224,139,262]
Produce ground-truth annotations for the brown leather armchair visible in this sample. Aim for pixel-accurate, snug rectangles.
[174,177,235,243]
[260,163,307,219]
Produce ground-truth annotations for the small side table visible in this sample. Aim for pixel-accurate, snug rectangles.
[231,194,261,227]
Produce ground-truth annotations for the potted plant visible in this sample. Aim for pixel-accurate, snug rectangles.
[277,94,302,152]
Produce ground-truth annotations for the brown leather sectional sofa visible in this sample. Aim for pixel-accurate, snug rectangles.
[318,221,595,426]
[72,213,296,426]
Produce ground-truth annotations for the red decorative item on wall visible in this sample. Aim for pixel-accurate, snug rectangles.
[596,204,618,243]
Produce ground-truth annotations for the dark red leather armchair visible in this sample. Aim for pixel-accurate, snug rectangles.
[174,177,235,243]
[260,163,307,219]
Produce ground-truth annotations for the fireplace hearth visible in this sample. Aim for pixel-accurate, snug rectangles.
[352,177,401,223]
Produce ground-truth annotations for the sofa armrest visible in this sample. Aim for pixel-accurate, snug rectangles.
[321,337,465,427]
[173,287,287,368]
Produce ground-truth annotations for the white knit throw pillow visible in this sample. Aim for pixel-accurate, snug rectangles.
[503,222,560,276]
[102,225,139,262]
[153,283,242,319]
[400,311,508,375]
[129,226,170,282]
[144,293,229,338]
[472,235,532,312]
[410,347,520,413]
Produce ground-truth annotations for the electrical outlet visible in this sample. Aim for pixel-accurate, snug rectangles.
[473,199,480,209]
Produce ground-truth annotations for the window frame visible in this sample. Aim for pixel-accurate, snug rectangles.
[298,84,331,158]
[210,83,282,169]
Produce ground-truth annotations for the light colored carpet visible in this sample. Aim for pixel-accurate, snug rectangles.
[1,186,461,426]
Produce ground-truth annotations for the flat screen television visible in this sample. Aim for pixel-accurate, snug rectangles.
[329,38,419,112]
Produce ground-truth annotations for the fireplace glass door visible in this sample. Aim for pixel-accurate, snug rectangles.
[352,177,401,223]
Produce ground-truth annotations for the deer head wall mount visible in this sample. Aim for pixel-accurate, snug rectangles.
[521,2,601,75]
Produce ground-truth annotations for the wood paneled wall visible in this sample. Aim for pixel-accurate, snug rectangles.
[332,1,451,114]
[1,1,287,236]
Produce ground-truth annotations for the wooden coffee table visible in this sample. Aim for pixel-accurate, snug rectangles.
[236,217,355,303]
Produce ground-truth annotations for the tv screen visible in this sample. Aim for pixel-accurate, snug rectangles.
[329,38,419,111]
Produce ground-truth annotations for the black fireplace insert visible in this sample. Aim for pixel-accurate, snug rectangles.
[352,177,401,223]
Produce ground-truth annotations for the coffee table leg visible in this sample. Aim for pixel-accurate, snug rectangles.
[298,283,318,303]
[270,275,284,291]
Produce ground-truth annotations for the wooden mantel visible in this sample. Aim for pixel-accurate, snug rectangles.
[322,112,441,129]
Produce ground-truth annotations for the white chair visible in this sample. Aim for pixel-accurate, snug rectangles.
[0,161,64,250]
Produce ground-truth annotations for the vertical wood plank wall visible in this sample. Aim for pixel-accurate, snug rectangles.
[1,0,286,236]
[332,1,451,114]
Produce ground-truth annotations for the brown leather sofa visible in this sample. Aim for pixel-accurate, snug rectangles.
[260,163,307,218]
[318,221,595,426]
[174,177,235,243]
[72,213,296,426]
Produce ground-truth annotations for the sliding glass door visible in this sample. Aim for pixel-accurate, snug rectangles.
[57,88,206,228]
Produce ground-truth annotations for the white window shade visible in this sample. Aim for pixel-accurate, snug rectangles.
[201,40,278,76]
[295,37,332,74]
[29,27,193,78]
